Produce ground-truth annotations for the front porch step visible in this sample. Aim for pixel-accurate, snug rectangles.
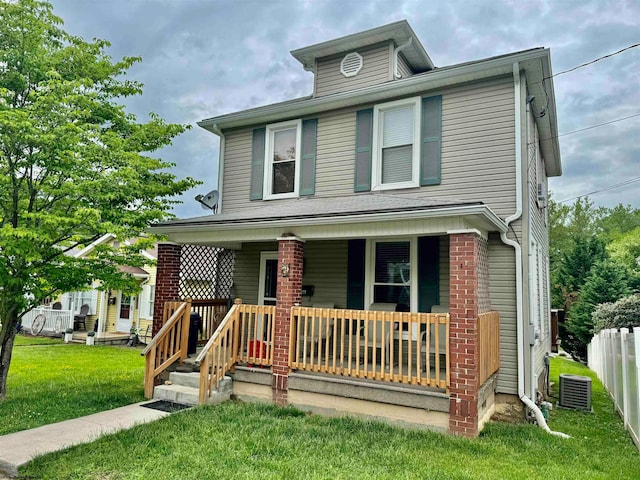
[153,372,233,406]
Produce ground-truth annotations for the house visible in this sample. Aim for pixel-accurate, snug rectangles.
[55,234,157,338]
[148,20,561,437]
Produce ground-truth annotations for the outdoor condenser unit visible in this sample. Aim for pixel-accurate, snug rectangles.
[558,374,592,411]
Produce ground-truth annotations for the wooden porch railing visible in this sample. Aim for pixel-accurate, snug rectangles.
[478,311,500,385]
[289,306,450,389]
[191,299,230,345]
[196,301,276,403]
[142,299,192,398]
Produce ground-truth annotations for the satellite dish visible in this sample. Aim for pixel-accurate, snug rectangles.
[195,190,219,213]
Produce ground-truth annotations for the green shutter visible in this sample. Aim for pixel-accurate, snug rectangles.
[300,118,318,196]
[250,127,266,200]
[420,95,442,186]
[346,239,366,310]
[354,108,373,192]
[418,236,440,313]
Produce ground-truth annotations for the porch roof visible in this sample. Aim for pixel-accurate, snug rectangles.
[150,194,508,248]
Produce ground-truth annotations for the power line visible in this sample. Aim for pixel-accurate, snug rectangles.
[552,43,640,78]
[557,176,640,204]
[530,111,640,145]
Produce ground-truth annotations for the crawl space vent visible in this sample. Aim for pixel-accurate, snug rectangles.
[558,374,592,411]
[340,52,363,78]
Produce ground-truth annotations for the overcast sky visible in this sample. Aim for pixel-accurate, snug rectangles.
[50,0,640,218]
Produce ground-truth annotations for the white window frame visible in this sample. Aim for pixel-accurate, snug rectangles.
[364,237,418,312]
[263,119,302,200]
[371,96,421,191]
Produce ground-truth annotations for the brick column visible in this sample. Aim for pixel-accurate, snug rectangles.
[272,236,305,405]
[152,242,182,336]
[448,232,488,437]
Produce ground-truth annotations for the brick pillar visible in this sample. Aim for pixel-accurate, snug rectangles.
[152,242,182,336]
[272,236,305,405]
[448,233,488,437]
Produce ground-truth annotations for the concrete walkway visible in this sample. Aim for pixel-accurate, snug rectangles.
[0,402,171,478]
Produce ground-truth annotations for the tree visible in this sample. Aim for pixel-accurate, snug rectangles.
[565,259,630,359]
[0,0,199,399]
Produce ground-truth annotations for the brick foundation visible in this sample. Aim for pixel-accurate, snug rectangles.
[152,242,182,336]
[448,233,490,437]
[272,236,305,405]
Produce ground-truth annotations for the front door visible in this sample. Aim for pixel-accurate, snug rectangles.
[116,293,134,332]
[258,252,278,306]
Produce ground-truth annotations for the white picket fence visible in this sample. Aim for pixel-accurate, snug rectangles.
[588,327,640,450]
[21,306,74,336]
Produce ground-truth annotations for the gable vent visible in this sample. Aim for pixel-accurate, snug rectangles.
[558,374,592,411]
[340,52,363,78]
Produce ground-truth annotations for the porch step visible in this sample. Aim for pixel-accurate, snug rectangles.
[153,372,233,406]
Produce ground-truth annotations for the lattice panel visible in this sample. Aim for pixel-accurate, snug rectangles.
[179,245,235,300]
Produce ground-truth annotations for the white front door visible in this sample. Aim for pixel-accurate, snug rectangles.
[116,293,135,332]
[258,252,278,306]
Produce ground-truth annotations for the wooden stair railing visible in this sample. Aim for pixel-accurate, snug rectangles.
[142,298,192,398]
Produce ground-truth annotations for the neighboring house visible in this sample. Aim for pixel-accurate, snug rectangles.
[150,20,561,437]
[56,234,156,335]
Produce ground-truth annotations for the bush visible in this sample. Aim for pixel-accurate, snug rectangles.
[593,294,640,333]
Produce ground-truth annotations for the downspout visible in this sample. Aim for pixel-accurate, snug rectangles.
[211,124,225,213]
[500,62,568,438]
[394,38,412,79]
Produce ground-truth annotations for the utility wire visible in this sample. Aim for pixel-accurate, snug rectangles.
[532,111,640,145]
[551,43,640,79]
[557,176,640,204]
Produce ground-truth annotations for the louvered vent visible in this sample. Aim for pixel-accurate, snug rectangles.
[340,52,363,78]
[559,374,592,411]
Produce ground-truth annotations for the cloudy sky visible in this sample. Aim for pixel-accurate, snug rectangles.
[49,0,640,218]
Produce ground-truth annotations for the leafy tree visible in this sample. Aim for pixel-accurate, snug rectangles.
[592,294,640,334]
[565,259,630,359]
[0,0,199,399]
[595,204,640,244]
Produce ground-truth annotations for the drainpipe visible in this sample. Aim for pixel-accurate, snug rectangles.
[211,123,225,213]
[394,38,412,79]
[500,62,568,438]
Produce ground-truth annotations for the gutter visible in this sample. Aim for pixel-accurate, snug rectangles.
[210,123,225,212]
[501,62,568,438]
[394,37,412,79]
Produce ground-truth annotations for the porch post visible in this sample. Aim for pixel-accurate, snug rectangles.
[152,242,182,336]
[272,235,305,406]
[448,232,489,437]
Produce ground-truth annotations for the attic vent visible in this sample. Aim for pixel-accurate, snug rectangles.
[558,374,592,411]
[340,52,363,78]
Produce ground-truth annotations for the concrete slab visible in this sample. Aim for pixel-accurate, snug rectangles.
[0,402,169,478]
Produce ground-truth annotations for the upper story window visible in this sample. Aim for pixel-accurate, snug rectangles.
[263,119,302,199]
[371,96,421,190]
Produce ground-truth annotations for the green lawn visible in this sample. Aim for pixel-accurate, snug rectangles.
[18,356,640,480]
[1,333,145,435]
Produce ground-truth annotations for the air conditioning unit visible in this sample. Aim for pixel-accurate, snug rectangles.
[558,374,592,411]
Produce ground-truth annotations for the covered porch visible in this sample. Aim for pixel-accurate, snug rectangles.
[147,195,507,437]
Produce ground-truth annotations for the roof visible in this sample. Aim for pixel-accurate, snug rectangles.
[118,265,150,278]
[198,46,561,177]
[291,20,434,73]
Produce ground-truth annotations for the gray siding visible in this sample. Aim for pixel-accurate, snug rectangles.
[315,42,391,97]
[488,233,518,394]
[233,240,348,308]
[221,76,516,220]
[397,52,413,78]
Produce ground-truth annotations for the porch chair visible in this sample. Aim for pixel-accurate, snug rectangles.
[301,303,335,363]
[73,304,89,331]
[360,303,395,365]
[422,305,448,370]
[52,301,62,310]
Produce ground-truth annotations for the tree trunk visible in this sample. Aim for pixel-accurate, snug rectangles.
[0,312,19,400]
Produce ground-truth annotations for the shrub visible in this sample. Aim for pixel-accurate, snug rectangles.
[593,294,640,333]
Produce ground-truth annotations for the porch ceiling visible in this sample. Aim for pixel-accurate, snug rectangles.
[150,194,507,248]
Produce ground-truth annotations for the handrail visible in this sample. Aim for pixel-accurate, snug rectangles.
[195,303,239,365]
[142,298,192,398]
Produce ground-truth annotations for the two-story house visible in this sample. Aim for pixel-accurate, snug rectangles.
[149,20,561,437]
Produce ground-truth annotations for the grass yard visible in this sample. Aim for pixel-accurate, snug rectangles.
[18,356,640,480]
[1,333,145,435]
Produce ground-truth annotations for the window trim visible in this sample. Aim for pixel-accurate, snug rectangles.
[263,119,302,200]
[364,237,418,312]
[371,96,421,191]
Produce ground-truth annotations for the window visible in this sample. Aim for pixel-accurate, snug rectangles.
[263,119,302,199]
[368,240,416,311]
[139,284,155,320]
[371,97,421,190]
[64,290,96,314]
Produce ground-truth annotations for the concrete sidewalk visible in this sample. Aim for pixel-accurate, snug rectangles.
[0,402,171,478]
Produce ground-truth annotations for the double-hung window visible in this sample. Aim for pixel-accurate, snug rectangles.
[263,119,302,199]
[368,239,416,311]
[371,96,421,190]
